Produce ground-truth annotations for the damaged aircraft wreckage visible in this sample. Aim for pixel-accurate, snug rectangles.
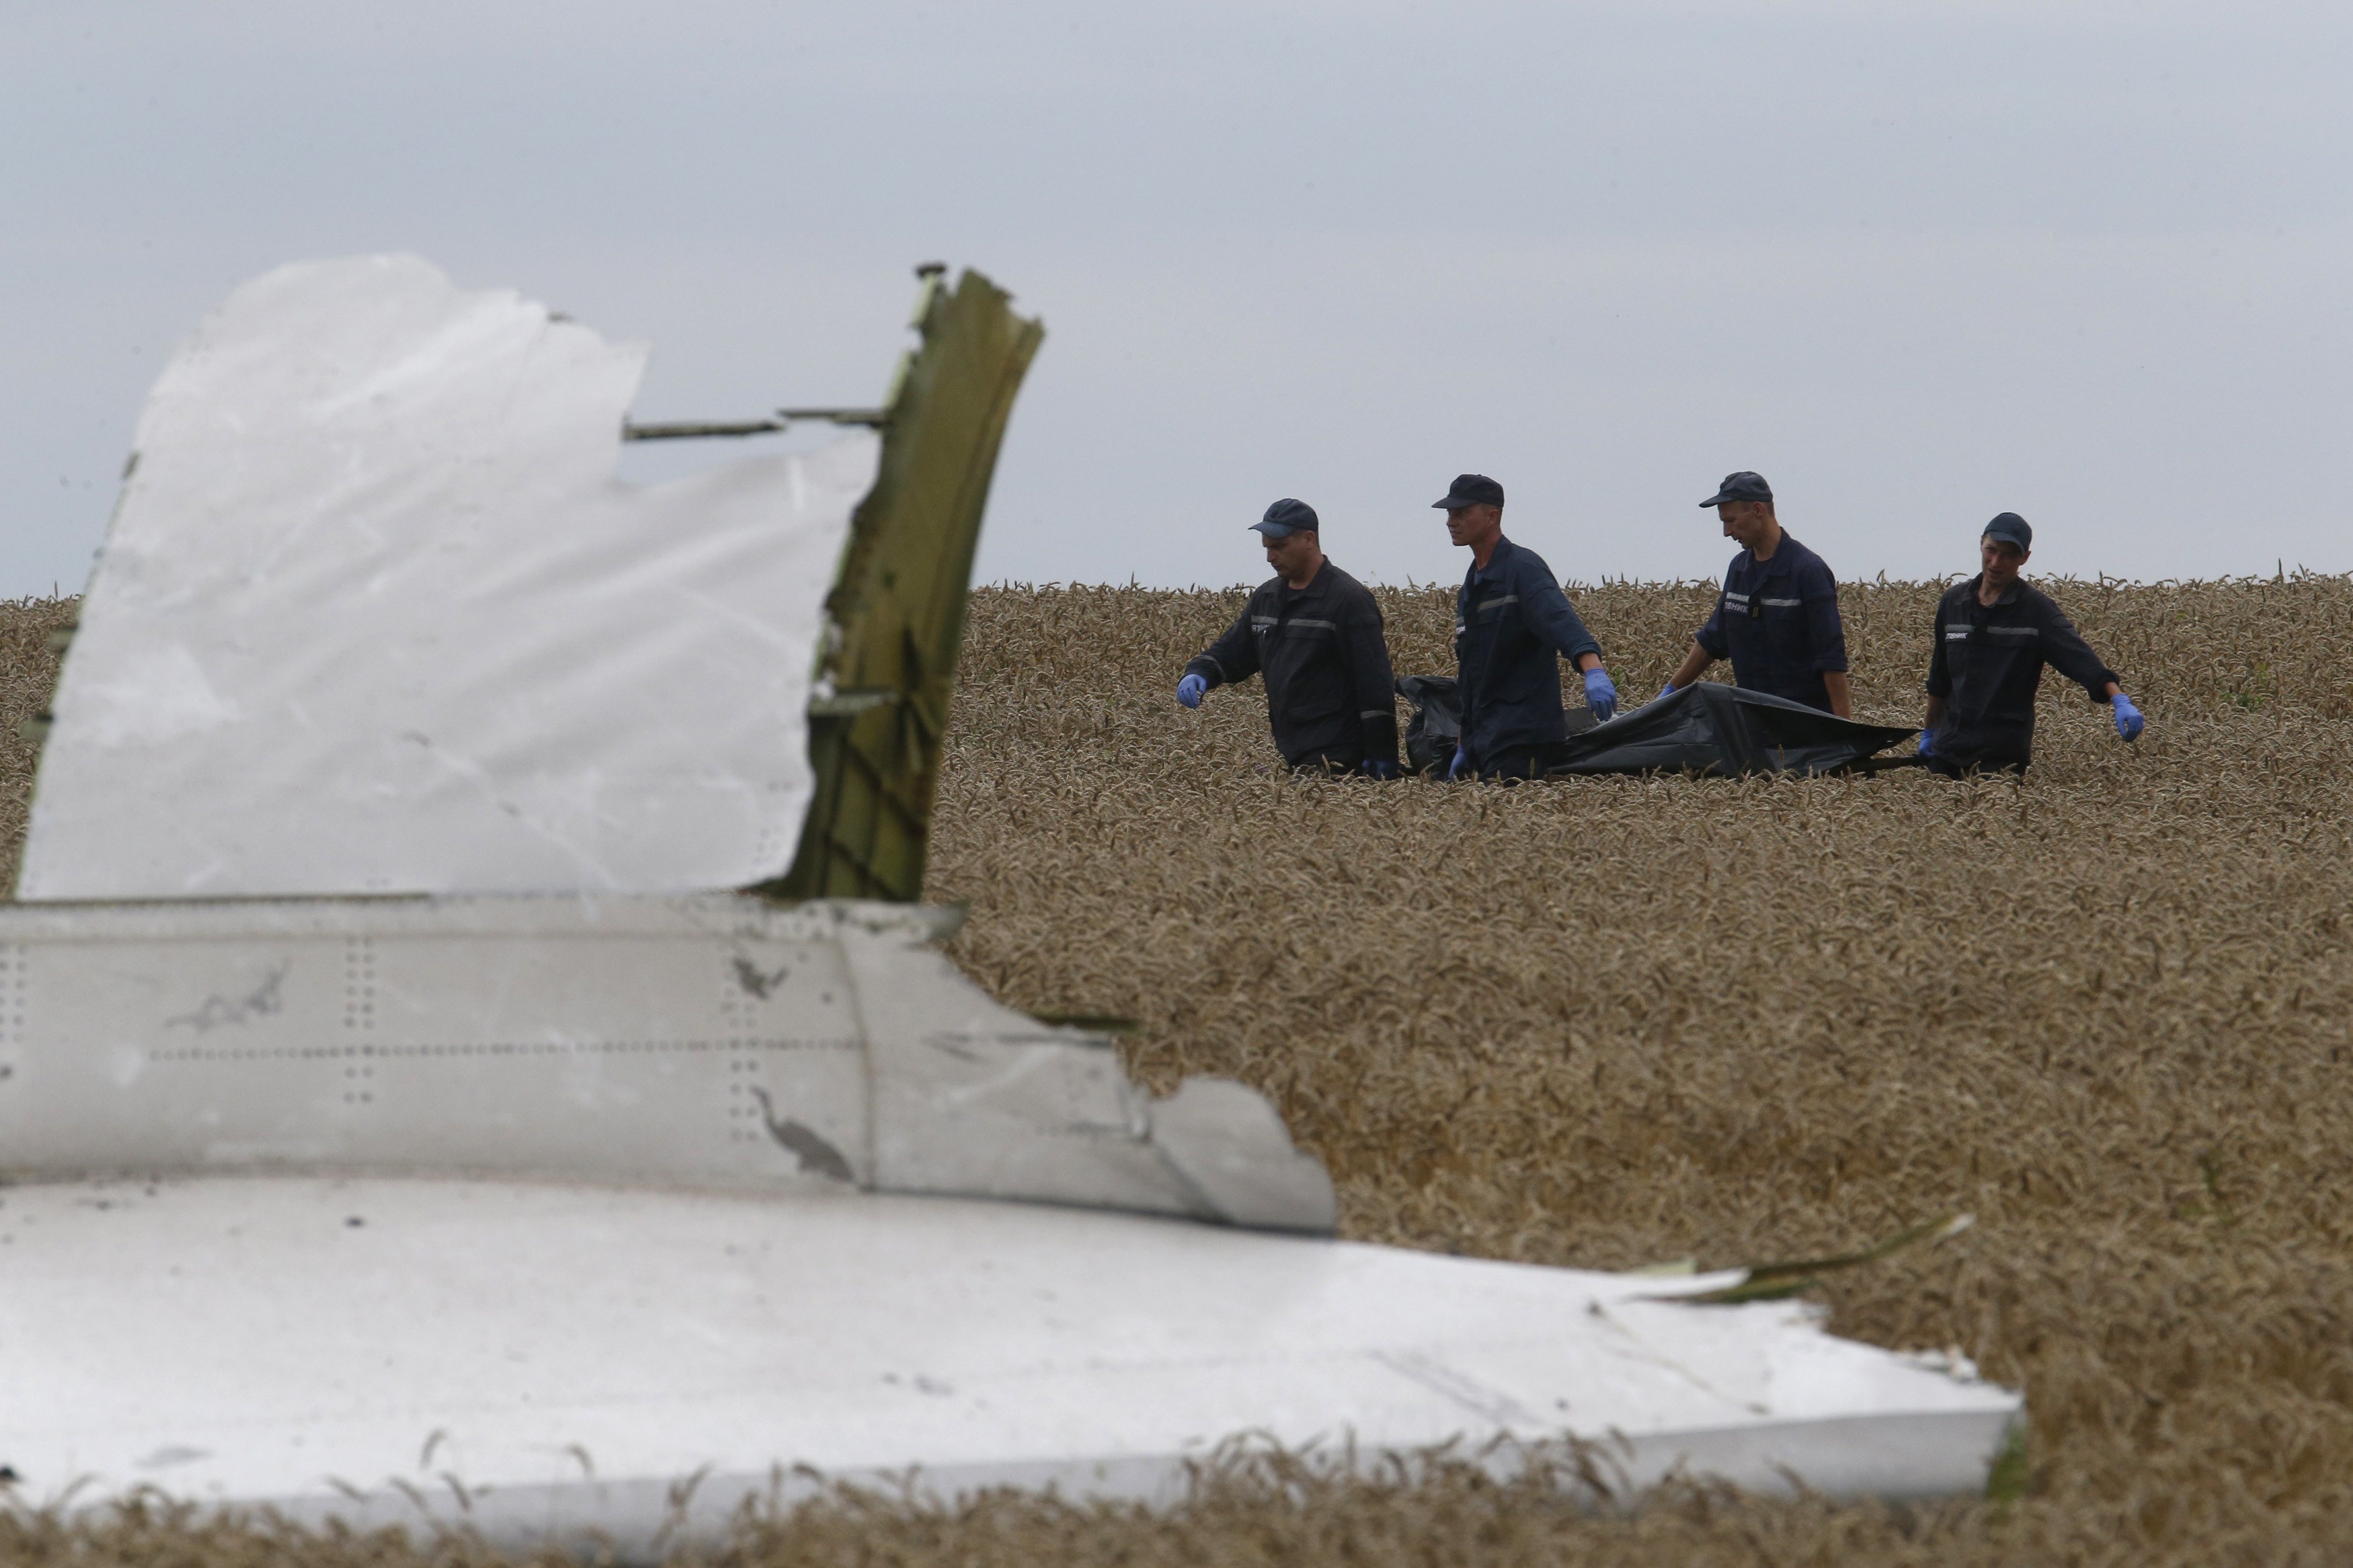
[0,255,2020,1554]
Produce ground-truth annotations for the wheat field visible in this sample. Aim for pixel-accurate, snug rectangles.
[4,576,2351,1566]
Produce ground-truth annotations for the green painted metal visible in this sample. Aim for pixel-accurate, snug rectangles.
[762,269,1044,904]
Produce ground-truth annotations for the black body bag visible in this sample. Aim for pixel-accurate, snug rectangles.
[1393,675,1460,775]
[1391,678,1917,778]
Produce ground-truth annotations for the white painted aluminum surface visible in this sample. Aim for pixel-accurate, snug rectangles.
[19,255,877,901]
[0,894,1335,1232]
[0,1176,2022,1554]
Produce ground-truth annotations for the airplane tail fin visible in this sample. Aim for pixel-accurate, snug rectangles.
[765,269,1044,903]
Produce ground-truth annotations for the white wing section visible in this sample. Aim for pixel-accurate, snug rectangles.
[0,893,1337,1233]
[0,1178,2022,1553]
[18,255,876,899]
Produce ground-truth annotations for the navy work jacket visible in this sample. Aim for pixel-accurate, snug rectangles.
[1694,532,1848,712]
[1186,561,1400,768]
[1453,538,1603,761]
[1925,575,2118,768]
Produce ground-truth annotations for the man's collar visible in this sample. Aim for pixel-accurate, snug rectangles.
[1969,572,2022,606]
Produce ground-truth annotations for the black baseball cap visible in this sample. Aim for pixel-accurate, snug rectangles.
[1982,511,2033,550]
[1699,471,1773,507]
[1432,474,1505,510]
[1250,497,1320,538]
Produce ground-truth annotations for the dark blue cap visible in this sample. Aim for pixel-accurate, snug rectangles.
[1251,497,1320,538]
[1700,471,1773,507]
[1431,474,1505,510]
[1983,512,2032,550]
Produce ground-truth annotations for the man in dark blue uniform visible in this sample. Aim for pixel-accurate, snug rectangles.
[1436,474,1618,780]
[1920,512,2144,775]
[1176,498,1401,776]
[1659,471,1851,716]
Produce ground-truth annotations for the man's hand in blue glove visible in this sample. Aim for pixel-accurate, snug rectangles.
[1176,673,1207,709]
[2112,692,2144,741]
[1583,666,1618,723]
[1360,757,1400,780]
[1654,682,1677,705]
[1448,744,1469,781]
[1917,727,1936,759]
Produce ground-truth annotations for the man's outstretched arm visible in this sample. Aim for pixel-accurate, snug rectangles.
[1179,604,1259,706]
[1664,591,1731,698]
[1523,575,1603,668]
[1521,569,1613,715]
[1664,641,1714,695]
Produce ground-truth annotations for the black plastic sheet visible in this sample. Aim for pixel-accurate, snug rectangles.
[1393,675,1461,775]
[1392,678,1918,778]
[1552,682,1919,777]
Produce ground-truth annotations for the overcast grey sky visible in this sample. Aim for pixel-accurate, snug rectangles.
[5,0,2348,595]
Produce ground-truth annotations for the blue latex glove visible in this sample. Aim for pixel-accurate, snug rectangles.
[1583,666,1618,723]
[1176,672,1207,709]
[1360,757,1400,780]
[1448,744,1469,781]
[1917,727,1936,759]
[1655,682,1677,705]
[2112,692,2143,741]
